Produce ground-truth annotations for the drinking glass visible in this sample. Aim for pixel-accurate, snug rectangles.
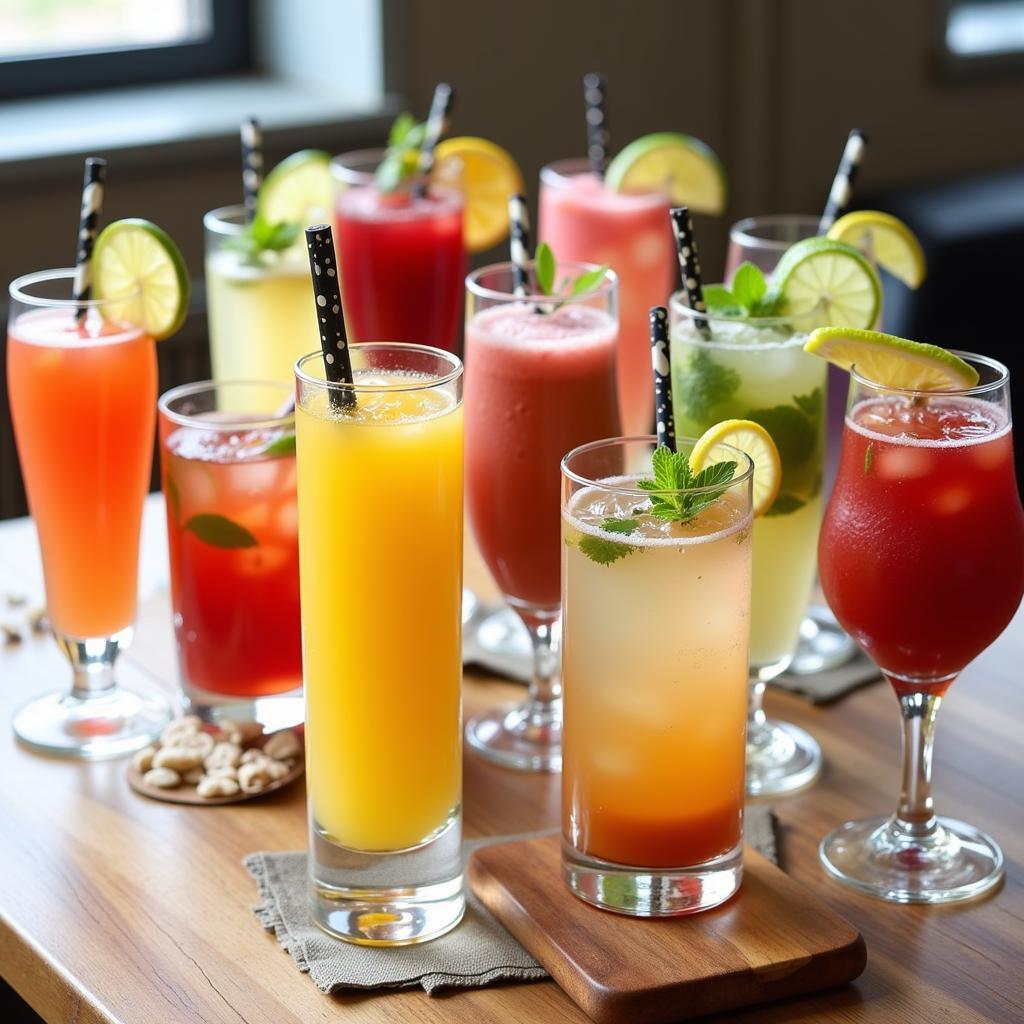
[818,353,1024,902]
[158,380,302,731]
[561,437,753,914]
[728,213,859,676]
[330,149,465,352]
[204,205,321,384]
[539,158,676,435]
[7,269,170,757]
[670,298,824,795]
[464,260,620,771]
[297,343,465,944]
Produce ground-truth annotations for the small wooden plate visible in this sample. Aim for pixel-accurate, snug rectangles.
[127,731,304,806]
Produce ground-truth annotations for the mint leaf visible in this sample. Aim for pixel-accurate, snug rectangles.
[376,114,427,192]
[601,517,639,534]
[731,262,767,309]
[224,214,300,264]
[569,265,610,298]
[263,433,296,458]
[692,460,738,490]
[388,111,415,146]
[579,534,635,565]
[184,514,258,549]
[636,447,736,525]
[750,288,784,317]
[764,494,806,517]
[793,387,823,424]
[165,474,180,524]
[864,443,874,474]
[746,405,816,467]
[675,348,741,422]
[535,242,556,295]
[703,284,742,315]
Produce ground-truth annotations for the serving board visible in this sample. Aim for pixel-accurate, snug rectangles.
[468,834,866,1024]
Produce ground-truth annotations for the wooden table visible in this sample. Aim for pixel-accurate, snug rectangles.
[1,496,1022,1024]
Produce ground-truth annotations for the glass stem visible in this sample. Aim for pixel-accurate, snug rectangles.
[524,617,561,722]
[749,678,768,730]
[56,630,131,701]
[894,690,942,838]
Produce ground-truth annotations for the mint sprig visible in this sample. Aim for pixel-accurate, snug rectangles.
[704,261,783,317]
[637,446,737,525]
[224,214,300,266]
[375,112,427,192]
[533,241,609,312]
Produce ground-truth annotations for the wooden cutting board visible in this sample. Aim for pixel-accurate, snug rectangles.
[468,834,866,1024]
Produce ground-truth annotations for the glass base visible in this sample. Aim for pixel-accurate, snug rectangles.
[465,699,562,772]
[562,837,743,916]
[820,815,1004,904]
[181,680,303,733]
[789,605,858,675]
[12,686,171,760]
[746,718,822,796]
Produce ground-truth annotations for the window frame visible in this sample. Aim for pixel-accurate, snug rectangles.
[935,0,1024,80]
[0,0,251,100]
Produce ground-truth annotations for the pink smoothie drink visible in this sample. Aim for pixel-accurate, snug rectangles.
[539,160,675,436]
[466,301,620,609]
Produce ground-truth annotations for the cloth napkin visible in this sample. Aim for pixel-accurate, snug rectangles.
[245,806,777,996]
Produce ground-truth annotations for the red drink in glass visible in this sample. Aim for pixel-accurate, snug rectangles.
[332,150,465,352]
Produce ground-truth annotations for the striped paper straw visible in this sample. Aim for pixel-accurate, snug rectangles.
[818,129,867,233]
[73,157,106,323]
[508,193,531,297]
[583,72,609,178]
[670,206,711,340]
[418,82,454,178]
[305,224,355,411]
[649,306,676,452]
[240,117,263,223]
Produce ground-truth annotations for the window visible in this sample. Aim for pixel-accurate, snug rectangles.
[0,0,250,98]
[938,1,1024,76]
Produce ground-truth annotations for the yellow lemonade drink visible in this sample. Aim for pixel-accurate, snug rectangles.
[560,438,753,916]
[297,343,464,945]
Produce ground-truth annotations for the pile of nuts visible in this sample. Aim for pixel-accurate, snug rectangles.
[134,716,302,800]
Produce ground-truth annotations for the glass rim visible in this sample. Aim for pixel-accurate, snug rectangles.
[850,350,1010,398]
[9,268,141,308]
[670,290,820,338]
[540,157,669,204]
[466,260,618,303]
[295,342,464,393]
[158,379,296,431]
[329,147,387,187]
[561,434,756,498]
[203,204,250,236]
[728,213,822,252]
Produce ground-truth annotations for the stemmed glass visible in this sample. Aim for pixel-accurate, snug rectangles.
[818,353,1024,901]
[7,269,170,758]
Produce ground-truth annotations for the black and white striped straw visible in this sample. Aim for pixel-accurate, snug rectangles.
[508,193,531,297]
[583,71,609,178]
[418,82,454,178]
[73,157,106,323]
[240,116,263,224]
[818,129,867,234]
[670,206,711,340]
[650,306,676,452]
[305,225,355,411]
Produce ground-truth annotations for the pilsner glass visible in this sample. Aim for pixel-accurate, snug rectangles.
[204,205,321,384]
[158,381,302,731]
[330,149,465,353]
[7,269,170,757]
[297,343,465,944]
[560,437,753,915]
[818,353,1024,903]
[463,261,620,771]
[670,297,825,795]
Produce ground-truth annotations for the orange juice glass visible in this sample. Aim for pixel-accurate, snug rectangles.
[6,269,170,758]
[560,437,753,915]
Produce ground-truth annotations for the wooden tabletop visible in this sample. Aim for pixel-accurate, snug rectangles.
[1,495,1022,1024]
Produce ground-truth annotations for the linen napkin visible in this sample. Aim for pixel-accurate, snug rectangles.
[245,806,778,996]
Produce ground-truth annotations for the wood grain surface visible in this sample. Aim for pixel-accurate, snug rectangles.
[1,496,1023,1023]
[469,835,866,1023]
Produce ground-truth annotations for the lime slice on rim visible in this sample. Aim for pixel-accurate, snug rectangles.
[258,149,333,229]
[604,132,727,214]
[689,419,782,517]
[92,218,190,340]
[773,236,881,330]
[804,327,979,390]
[826,210,926,289]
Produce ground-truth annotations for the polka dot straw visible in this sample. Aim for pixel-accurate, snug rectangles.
[240,116,263,224]
[818,129,867,234]
[583,72,609,178]
[304,224,355,410]
[670,206,712,340]
[649,306,676,452]
[508,193,531,298]
[73,157,106,324]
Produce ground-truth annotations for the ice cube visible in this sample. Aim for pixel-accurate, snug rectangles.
[633,231,667,269]
[933,486,972,517]
[876,447,934,481]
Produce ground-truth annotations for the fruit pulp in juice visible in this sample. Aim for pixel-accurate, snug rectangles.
[539,170,675,435]
[7,309,156,638]
[334,186,465,351]
[161,424,301,697]
[465,302,620,608]
[562,481,751,867]
[819,396,1024,683]
[297,371,463,851]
